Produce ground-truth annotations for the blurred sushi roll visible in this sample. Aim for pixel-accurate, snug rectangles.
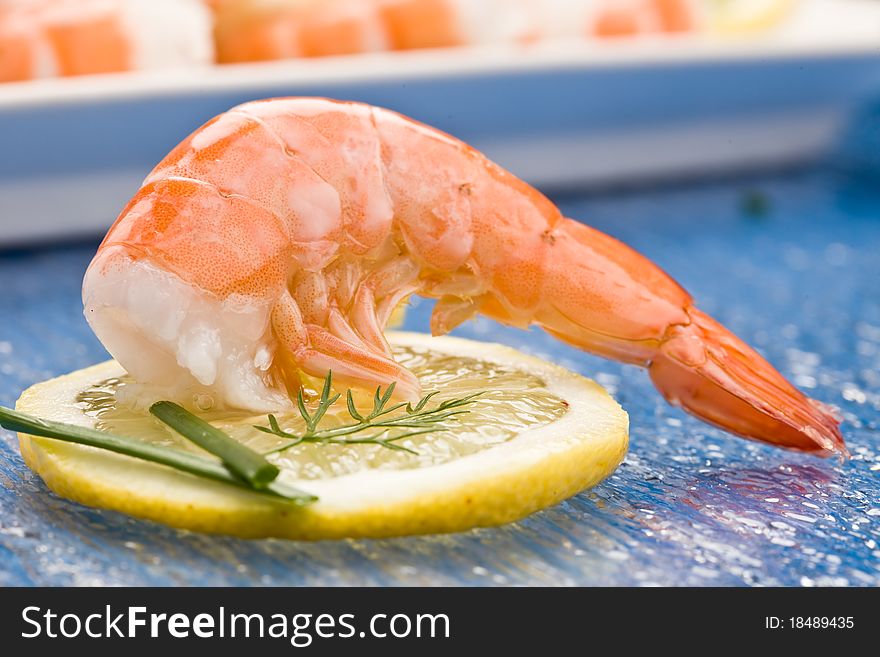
[210,0,800,65]
[212,0,389,62]
[378,0,536,50]
[0,0,214,82]
[211,0,537,64]
[589,0,698,37]
[0,0,798,80]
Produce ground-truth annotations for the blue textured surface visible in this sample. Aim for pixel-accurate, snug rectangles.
[1,167,878,586]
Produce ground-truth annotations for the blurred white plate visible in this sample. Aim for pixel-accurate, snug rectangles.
[1,8,880,246]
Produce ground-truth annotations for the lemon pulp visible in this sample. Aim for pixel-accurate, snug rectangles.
[77,346,569,480]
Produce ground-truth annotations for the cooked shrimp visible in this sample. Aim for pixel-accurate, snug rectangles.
[0,0,212,83]
[82,97,844,455]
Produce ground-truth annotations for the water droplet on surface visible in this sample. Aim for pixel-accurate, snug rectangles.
[194,393,214,411]
[824,242,849,266]
[784,512,818,524]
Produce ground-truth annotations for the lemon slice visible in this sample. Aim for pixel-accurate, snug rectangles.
[15,332,628,539]
[707,0,798,36]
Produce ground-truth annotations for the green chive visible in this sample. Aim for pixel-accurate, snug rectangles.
[150,401,280,489]
[0,406,314,504]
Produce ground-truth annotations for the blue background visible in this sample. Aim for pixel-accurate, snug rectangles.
[1,165,878,586]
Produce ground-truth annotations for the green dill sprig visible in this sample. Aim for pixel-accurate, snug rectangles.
[255,371,483,456]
